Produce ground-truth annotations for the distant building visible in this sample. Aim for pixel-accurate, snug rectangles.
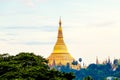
[47,18,80,69]
[106,76,120,80]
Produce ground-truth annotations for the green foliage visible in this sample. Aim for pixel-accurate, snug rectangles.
[83,76,93,80]
[0,52,75,80]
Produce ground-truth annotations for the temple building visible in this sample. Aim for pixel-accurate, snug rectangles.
[96,56,99,64]
[47,18,80,69]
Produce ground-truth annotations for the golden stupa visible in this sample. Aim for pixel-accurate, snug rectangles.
[47,18,80,69]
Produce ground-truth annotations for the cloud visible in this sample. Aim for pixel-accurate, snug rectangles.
[92,21,119,27]
[20,0,46,7]
[0,26,57,32]
[21,0,35,7]
[0,25,57,47]
[0,0,47,8]
[0,38,8,42]
[21,41,54,45]
[36,0,46,3]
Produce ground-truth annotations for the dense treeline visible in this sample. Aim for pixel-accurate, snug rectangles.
[1,52,120,80]
[58,61,120,80]
[0,52,75,80]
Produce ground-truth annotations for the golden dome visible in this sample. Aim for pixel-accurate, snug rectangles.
[47,18,75,66]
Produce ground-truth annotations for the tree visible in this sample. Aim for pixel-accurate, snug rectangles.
[72,60,78,65]
[0,52,75,80]
[113,59,119,66]
[83,76,93,80]
[79,58,82,63]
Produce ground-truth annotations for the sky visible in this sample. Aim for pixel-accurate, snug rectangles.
[0,0,120,65]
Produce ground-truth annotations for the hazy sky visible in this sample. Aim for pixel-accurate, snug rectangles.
[0,0,120,65]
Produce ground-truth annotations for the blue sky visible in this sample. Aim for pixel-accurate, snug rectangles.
[0,0,120,65]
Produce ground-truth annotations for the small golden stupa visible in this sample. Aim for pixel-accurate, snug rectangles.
[47,18,80,69]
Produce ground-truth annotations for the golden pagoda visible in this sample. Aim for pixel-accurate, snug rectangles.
[47,18,80,69]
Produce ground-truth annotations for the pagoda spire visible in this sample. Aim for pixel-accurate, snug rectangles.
[52,17,68,53]
[59,17,62,26]
[58,17,63,38]
[96,56,99,64]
